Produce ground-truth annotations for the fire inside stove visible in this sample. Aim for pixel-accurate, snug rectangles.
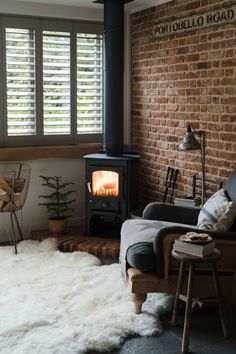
[92,170,119,196]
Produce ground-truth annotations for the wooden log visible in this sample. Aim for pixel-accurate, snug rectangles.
[0,187,10,202]
[13,193,22,209]
[0,199,4,210]
[0,176,13,195]
[5,178,25,193]
[2,194,22,211]
[2,201,12,212]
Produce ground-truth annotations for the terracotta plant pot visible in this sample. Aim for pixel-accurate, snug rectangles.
[48,217,67,235]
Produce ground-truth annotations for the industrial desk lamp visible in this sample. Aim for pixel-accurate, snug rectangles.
[179,125,206,205]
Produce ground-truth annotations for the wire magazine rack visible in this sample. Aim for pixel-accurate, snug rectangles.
[0,163,31,254]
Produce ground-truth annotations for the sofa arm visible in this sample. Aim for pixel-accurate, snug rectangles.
[152,226,197,278]
[143,202,200,225]
[153,225,236,279]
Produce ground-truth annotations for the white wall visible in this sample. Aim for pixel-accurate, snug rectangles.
[0,159,85,242]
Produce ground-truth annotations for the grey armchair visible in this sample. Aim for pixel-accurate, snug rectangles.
[126,170,236,314]
[143,169,236,231]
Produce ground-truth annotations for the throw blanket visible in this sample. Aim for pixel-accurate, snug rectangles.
[120,219,195,283]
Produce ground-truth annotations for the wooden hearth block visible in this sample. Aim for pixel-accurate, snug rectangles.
[31,229,120,259]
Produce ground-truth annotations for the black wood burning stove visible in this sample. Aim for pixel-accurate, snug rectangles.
[85,152,139,238]
[84,0,138,238]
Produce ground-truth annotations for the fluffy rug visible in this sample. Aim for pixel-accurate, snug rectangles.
[0,238,173,354]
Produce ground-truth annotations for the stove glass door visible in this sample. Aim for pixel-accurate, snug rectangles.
[92,170,119,196]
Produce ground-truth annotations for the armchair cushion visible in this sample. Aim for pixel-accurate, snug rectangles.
[126,242,155,272]
[197,189,236,231]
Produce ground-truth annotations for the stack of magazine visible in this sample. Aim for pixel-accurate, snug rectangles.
[173,232,215,257]
[174,194,201,207]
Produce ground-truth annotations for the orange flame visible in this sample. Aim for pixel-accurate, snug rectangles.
[92,170,119,196]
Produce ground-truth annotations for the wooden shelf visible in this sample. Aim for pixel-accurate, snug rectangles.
[0,143,102,161]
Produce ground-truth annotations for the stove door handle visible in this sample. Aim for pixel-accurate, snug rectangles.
[87,182,92,193]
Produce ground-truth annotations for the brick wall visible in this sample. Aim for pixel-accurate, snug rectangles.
[131,0,236,208]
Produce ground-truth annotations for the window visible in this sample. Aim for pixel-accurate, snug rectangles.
[6,28,36,137]
[77,33,103,135]
[0,17,103,147]
[43,31,71,136]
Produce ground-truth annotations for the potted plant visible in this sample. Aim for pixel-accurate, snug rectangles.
[39,175,76,235]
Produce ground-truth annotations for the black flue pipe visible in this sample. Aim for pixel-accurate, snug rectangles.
[103,0,124,154]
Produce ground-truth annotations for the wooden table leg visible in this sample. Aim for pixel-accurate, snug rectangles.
[182,263,195,353]
[171,261,185,326]
[211,262,230,338]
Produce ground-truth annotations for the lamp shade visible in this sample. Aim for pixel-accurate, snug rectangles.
[179,125,201,151]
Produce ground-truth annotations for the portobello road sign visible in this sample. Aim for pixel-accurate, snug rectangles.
[153,5,236,38]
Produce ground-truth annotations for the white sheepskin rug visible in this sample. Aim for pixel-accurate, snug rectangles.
[0,238,173,354]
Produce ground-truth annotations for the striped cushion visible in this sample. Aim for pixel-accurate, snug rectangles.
[197,188,236,231]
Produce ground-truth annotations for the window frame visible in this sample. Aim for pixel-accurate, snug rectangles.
[0,15,104,147]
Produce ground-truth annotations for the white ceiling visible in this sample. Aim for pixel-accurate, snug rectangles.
[0,0,171,21]
[8,0,169,13]
[11,0,100,7]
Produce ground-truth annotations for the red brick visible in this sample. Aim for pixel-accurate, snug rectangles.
[221,39,236,49]
[208,50,224,60]
[186,1,201,10]
[208,31,224,41]
[225,49,234,57]
[222,58,236,66]
[221,97,236,105]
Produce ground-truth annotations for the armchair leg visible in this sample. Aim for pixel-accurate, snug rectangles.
[131,293,147,314]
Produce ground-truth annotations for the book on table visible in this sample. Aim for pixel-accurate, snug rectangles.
[173,239,215,257]
[174,194,201,207]
[174,199,196,207]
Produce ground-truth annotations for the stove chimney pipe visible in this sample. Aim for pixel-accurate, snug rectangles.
[103,0,124,154]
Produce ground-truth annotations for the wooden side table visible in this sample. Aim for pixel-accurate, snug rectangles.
[171,248,229,353]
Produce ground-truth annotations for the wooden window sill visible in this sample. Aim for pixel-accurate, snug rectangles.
[0,143,102,161]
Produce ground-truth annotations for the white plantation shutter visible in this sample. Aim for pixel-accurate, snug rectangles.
[6,28,36,136]
[1,17,103,146]
[77,33,103,134]
[43,31,71,135]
